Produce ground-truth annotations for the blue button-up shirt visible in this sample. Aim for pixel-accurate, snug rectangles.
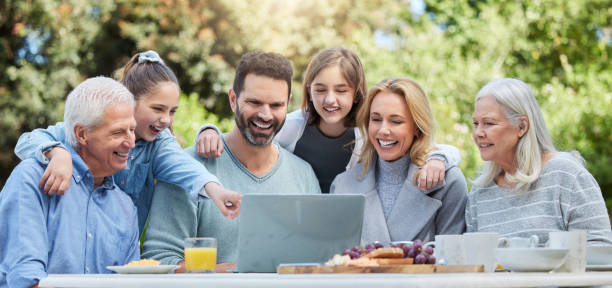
[0,146,139,288]
[14,122,220,233]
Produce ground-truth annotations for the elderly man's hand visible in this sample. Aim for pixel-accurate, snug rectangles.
[205,182,241,219]
[40,147,73,196]
[196,129,224,158]
[418,158,445,190]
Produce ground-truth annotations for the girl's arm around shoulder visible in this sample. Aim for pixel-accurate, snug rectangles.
[428,144,461,168]
[15,122,67,164]
[194,124,224,158]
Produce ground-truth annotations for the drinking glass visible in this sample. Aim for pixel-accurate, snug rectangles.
[184,237,217,273]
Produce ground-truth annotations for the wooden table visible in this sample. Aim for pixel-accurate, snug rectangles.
[40,271,612,288]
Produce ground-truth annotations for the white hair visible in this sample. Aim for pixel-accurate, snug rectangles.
[472,78,557,191]
[64,76,134,148]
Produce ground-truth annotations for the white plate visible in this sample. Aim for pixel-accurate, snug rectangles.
[587,264,612,271]
[106,265,180,274]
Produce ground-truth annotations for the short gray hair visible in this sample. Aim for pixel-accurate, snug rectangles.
[64,77,134,148]
[472,78,557,190]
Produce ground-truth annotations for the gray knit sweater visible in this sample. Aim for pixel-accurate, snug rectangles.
[376,153,411,220]
[466,152,612,245]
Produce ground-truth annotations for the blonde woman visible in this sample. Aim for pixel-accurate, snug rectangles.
[195,48,461,193]
[330,78,468,245]
[466,78,612,245]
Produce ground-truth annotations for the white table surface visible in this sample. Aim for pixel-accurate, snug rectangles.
[40,271,612,288]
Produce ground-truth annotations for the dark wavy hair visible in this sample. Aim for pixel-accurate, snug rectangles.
[233,50,293,98]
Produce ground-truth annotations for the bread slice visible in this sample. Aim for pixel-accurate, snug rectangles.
[366,247,404,258]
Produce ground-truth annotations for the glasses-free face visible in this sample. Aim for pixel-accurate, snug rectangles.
[77,104,136,178]
[472,95,523,171]
[310,65,356,135]
[231,74,288,146]
[368,90,416,162]
[134,82,179,142]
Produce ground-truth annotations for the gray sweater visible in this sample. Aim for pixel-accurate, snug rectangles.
[142,141,321,264]
[466,152,612,245]
[376,153,411,220]
[331,155,468,245]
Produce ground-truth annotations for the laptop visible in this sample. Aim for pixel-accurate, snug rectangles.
[236,194,365,273]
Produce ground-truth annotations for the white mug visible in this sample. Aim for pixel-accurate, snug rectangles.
[433,234,466,265]
[463,232,499,272]
[498,235,540,248]
[549,231,586,273]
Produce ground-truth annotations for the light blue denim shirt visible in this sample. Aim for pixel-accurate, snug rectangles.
[0,146,139,288]
[14,122,220,233]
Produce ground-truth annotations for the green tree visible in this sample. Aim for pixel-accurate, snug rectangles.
[353,0,611,212]
[0,0,117,186]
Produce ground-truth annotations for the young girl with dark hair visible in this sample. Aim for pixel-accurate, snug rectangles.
[15,51,242,234]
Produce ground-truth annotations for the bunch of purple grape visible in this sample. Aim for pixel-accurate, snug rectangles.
[341,242,384,259]
[341,240,436,264]
[396,240,436,264]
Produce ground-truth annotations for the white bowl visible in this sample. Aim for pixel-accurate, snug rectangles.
[495,248,569,272]
[587,246,612,265]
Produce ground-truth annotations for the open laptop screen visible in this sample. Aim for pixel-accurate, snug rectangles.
[237,194,365,273]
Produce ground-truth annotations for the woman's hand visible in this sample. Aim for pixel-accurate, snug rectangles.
[40,147,73,196]
[418,159,445,190]
[204,182,242,220]
[196,129,224,158]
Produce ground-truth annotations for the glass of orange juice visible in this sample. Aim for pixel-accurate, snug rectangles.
[184,237,217,273]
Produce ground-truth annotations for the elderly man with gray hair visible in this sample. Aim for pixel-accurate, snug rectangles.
[0,77,140,288]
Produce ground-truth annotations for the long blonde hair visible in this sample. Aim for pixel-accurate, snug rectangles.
[472,78,557,190]
[357,78,435,182]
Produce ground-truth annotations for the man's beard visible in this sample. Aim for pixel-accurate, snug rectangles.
[234,103,285,146]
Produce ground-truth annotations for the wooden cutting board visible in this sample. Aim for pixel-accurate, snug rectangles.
[277,264,484,274]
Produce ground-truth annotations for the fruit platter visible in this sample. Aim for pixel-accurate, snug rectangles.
[277,240,484,274]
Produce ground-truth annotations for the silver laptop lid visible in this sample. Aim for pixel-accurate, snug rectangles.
[237,194,365,273]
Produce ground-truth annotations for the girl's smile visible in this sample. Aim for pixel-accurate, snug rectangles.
[310,65,356,137]
[134,82,180,142]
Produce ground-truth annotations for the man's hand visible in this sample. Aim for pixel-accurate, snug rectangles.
[196,129,224,158]
[40,147,73,196]
[418,159,445,190]
[176,260,186,273]
[204,182,241,219]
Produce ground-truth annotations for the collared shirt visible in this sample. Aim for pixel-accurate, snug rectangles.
[0,146,139,288]
[14,122,220,233]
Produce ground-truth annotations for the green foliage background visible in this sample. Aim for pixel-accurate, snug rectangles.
[1,0,610,214]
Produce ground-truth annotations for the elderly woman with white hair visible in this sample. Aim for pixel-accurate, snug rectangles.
[466,78,612,245]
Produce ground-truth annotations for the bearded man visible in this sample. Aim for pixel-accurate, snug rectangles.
[142,51,320,271]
